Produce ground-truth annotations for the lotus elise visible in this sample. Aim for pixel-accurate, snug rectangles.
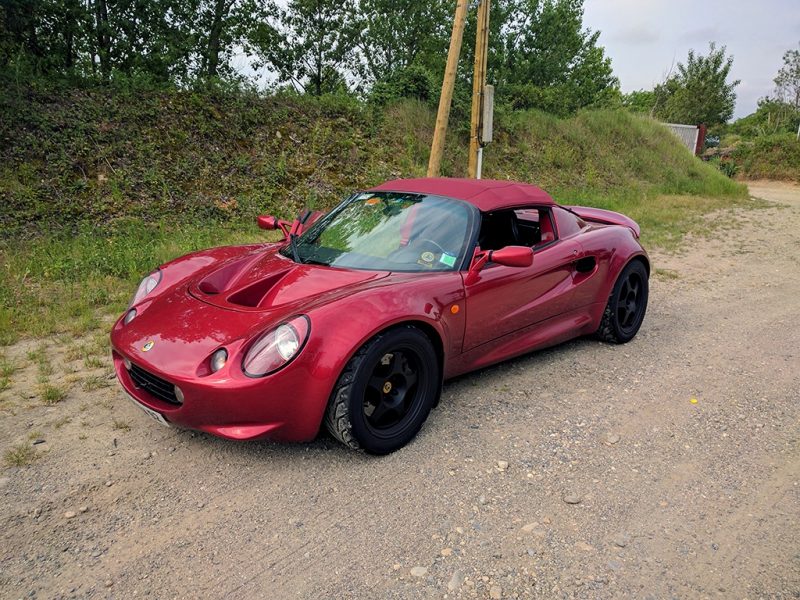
[111,178,649,454]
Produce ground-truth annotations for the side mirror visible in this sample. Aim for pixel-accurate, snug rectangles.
[489,246,533,267]
[257,215,280,231]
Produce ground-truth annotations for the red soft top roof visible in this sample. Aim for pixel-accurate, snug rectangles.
[369,178,555,212]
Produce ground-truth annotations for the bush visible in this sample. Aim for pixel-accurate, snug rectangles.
[731,134,800,181]
[369,65,436,106]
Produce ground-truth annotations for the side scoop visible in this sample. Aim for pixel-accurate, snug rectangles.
[567,206,641,238]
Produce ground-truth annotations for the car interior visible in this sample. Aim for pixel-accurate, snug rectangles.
[477,208,556,251]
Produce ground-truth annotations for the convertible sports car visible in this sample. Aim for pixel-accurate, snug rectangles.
[111,178,649,454]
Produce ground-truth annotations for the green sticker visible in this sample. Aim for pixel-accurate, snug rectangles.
[439,253,457,267]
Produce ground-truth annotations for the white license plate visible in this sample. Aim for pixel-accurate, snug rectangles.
[126,393,171,428]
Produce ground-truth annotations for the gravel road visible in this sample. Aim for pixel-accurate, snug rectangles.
[1,182,798,599]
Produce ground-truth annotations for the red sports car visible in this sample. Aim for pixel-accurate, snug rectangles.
[111,178,649,454]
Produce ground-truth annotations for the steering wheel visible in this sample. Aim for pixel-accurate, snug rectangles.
[417,238,448,254]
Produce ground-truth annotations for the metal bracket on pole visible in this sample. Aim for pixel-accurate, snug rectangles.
[468,0,491,179]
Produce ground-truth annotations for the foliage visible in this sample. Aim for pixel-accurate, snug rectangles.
[0,0,266,83]
[653,43,739,126]
[730,134,800,181]
[479,0,619,115]
[369,65,437,105]
[622,90,656,114]
[725,97,800,138]
[352,0,451,87]
[774,43,800,108]
[252,0,354,96]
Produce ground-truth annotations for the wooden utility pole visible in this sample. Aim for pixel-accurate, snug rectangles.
[427,0,469,177]
[468,0,491,178]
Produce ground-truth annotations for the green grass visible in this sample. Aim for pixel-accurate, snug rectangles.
[0,91,754,345]
[0,353,15,391]
[40,384,67,405]
[0,222,263,345]
[82,374,111,391]
[4,443,37,466]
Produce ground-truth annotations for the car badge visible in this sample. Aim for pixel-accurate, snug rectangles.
[142,340,155,352]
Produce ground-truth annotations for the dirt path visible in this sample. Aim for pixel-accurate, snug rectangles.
[1,182,798,599]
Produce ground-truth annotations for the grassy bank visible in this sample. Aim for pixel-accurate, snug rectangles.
[730,134,800,181]
[1,87,749,345]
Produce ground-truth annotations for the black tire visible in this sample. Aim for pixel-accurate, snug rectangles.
[596,260,649,344]
[324,326,440,455]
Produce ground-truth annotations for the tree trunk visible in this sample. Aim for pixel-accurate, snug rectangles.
[205,0,228,78]
[94,0,111,79]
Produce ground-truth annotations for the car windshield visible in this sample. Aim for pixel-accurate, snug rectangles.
[282,192,475,272]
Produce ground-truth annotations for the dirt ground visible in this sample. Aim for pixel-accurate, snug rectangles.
[1,182,798,600]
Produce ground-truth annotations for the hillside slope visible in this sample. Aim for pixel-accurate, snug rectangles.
[1,87,745,234]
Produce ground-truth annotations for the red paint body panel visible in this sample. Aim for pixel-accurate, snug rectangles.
[110,179,648,443]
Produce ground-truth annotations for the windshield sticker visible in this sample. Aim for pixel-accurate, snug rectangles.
[420,251,435,263]
[439,253,457,267]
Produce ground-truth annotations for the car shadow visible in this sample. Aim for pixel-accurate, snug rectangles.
[171,335,606,463]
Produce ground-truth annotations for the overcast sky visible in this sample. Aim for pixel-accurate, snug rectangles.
[583,0,800,118]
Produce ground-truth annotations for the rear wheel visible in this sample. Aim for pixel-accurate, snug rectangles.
[324,326,440,454]
[596,260,649,343]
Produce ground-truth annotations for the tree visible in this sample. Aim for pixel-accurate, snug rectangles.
[253,0,355,96]
[622,89,657,114]
[774,43,800,108]
[654,43,739,126]
[489,0,619,115]
[352,0,450,86]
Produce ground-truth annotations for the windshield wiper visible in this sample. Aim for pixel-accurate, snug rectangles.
[289,233,303,264]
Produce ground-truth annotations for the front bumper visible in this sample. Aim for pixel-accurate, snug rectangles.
[111,348,332,442]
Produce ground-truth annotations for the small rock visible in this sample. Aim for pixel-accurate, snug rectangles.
[105,481,113,487]
[478,495,487,505]
[91,550,102,558]
[32,439,46,445]
[197,502,205,509]
[607,560,622,571]
[612,534,630,548]
[542,517,551,525]
[104,580,113,588]
[79,506,89,513]
[441,547,453,556]
[142,452,151,460]
[497,460,509,471]
[33,508,42,519]
[410,566,428,577]
[521,522,539,533]
[489,585,503,599]
[447,570,465,591]
[604,433,620,445]
[169,447,176,453]
[563,494,582,505]
[64,511,77,519]
[392,563,401,571]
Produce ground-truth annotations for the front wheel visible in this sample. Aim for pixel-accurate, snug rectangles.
[596,260,649,344]
[324,326,440,455]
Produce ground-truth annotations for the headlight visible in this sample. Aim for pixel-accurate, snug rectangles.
[130,269,162,307]
[243,316,310,377]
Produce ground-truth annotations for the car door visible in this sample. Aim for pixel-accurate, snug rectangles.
[462,210,581,351]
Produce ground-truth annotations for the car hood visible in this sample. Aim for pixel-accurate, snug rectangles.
[187,248,390,311]
[114,247,390,377]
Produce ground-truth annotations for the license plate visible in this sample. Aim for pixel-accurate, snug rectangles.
[126,393,171,428]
